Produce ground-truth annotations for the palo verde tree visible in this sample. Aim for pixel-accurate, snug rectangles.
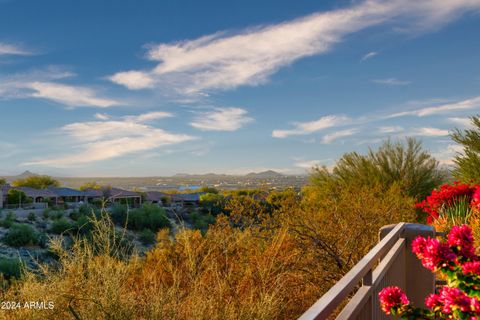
[12,175,60,189]
[451,115,480,183]
[311,138,445,200]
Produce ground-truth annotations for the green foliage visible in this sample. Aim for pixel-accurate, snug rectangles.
[311,138,445,199]
[200,186,219,194]
[110,203,129,225]
[42,209,50,220]
[78,204,98,216]
[69,209,80,221]
[6,189,30,205]
[191,212,215,233]
[200,193,225,215]
[0,258,23,280]
[3,224,38,247]
[0,178,6,186]
[160,196,171,206]
[12,175,59,189]
[49,218,73,234]
[27,212,36,222]
[139,229,156,245]
[75,214,94,235]
[116,204,171,232]
[0,212,16,228]
[51,210,65,220]
[451,115,480,183]
[79,181,101,191]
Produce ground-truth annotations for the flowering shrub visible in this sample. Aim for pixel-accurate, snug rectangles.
[379,225,480,319]
[416,182,480,230]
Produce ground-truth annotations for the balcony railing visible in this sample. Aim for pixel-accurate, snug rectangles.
[299,223,436,320]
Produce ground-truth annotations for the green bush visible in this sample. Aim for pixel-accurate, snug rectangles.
[191,212,216,233]
[75,215,94,235]
[110,203,128,225]
[0,212,16,228]
[122,204,171,232]
[79,204,98,216]
[139,229,156,245]
[49,218,73,234]
[3,224,38,247]
[42,209,50,220]
[0,258,23,280]
[69,209,80,221]
[51,211,65,220]
[27,212,36,222]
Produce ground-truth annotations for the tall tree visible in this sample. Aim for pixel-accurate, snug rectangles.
[451,115,480,183]
[12,175,60,189]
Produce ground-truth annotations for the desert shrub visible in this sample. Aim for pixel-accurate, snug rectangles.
[3,224,38,247]
[75,215,94,235]
[0,258,22,280]
[78,204,99,216]
[37,232,49,249]
[6,189,30,205]
[0,212,16,228]
[451,115,480,183]
[110,203,128,225]
[42,209,50,220]
[124,204,170,232]
[69,209,80,221]
[138,229,155,245]
[49,218,73,234]
[51,211,64,220]
[27,212,36,222]
[12,175,59,189]
[190,212,216,233]
[312,138,445,200]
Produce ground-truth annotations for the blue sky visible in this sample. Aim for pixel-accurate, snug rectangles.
[0,0,480,176]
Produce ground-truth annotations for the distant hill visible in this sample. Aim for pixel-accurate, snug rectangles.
[245,170,285,178]
[2,170,39,182]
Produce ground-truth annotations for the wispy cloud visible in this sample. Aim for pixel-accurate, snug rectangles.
[432,144,464,165]
[378,126,404,133]
[109,0,480,96]
[448,117,472,127]
[272,115,349,138]
[372,78,411,86]
[190,107,253,131]
[0,68,121,108]
[321,128,358,144]
[0,43,34,56]
[411,127,450,137]
[24,112,196,167]
[124,111,174,122]
[390,96,480,117]
[361,51,378,61]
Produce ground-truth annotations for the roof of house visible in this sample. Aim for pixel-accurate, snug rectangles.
[82,188,104,197]
[109,188,140,198]
[83,187,140,198]
[145,191,170,202]
[48,187,86,197]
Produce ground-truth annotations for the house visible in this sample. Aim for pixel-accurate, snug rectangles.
[145,191,170,205]
[171,192,206,207]
[47,187,87,206]
[14,186,59,204]
[83,187,142,208]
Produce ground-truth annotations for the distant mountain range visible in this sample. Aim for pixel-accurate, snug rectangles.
[2,170,289,180]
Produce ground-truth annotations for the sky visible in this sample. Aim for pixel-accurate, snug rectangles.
[0,0,480,176]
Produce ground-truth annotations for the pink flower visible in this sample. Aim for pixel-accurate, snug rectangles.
[412,236,456,271]
[425,293,441,309]
[379,287,409,315]
[462,261,480,275]
[448,225,476,260]
[439,286,480,314]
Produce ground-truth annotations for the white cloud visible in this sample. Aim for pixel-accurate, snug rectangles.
[432,144,464,165]
[24,112,196,167]
[448,117,473,127]
[125,111,174,122]
[321,128,358,144]
[361,51,378,61]
[0,68,121,108]
[109,0,480,96]
[190,107,253,131]
[272,115,349,138]
[378,126,403,133]
[27,82,120,108]
[0,43,33,56]
[411,127,450,137]
[294,159,322,169]
[372,78,411,86]
[94,113,110,120]
[391,96,480,117]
